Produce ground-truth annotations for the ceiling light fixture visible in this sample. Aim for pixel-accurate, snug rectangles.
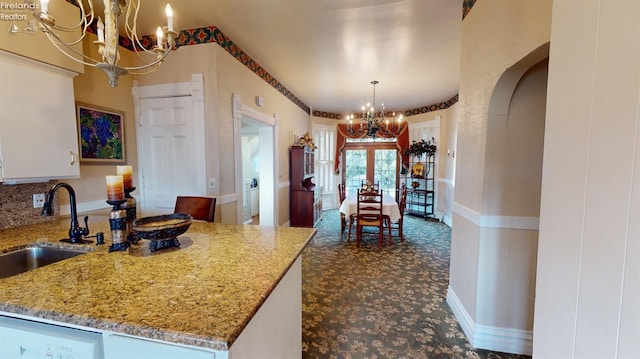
[346,80,403,138]
[27,0,178,87]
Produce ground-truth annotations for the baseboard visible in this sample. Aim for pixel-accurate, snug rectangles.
[474,324,532,356]
[442,213,453,227]
[446,286,475,343]
[446,286,532,356]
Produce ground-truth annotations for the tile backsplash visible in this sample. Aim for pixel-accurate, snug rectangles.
[0,182,59,229]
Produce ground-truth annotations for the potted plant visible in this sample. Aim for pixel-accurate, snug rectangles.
[405,137,437,158]
[405,138,436,179]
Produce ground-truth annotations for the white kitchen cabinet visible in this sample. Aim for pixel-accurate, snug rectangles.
[0,50,80,183]
[250,186,259,216]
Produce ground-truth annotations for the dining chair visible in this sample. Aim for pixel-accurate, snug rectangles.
[385,184,407,242]
[355,188,385,248]
[174,196,217,222]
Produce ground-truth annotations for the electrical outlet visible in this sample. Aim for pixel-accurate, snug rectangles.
[208,178,216,189]
[33,193,45,208]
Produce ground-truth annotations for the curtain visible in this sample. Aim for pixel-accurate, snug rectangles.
[334,122,409,173]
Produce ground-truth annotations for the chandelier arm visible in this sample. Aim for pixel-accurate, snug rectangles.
[124,48,171,72]
[24,0,177,87]
[39,24,87,46]
[31,0,94,34]
[41,31,100,66]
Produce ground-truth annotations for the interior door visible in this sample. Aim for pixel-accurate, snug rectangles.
[138,96,204,215]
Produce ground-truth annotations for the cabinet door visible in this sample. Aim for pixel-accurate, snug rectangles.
[0,52,80,183]
[104,334,217,359]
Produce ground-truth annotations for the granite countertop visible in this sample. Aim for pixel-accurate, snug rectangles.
[0,216,316,351]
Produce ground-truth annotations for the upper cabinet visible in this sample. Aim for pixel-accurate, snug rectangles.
[0,50,80,183]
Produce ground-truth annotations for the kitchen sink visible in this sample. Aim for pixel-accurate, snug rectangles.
[0,247,88,279]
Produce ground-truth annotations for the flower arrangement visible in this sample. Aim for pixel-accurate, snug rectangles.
[405,137,437,158]
[295,132,317,150]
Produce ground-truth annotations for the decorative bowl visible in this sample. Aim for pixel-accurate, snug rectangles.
[132,213,193,241]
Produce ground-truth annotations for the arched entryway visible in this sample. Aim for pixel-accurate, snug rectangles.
[447,43,549,355]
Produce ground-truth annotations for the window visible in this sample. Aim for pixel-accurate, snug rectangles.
[342,141,399,196]
[313,126,335,198]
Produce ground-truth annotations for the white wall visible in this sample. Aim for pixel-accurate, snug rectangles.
[534,1,640,357]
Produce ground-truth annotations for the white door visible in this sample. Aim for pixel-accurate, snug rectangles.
[138,96,204,215]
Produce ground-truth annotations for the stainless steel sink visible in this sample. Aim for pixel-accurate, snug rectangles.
[0,247,88,279]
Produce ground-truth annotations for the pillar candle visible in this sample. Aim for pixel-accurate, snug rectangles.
[106,175,124,201]
[116,165,133,189]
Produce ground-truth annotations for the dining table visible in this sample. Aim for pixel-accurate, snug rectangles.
[338,192,402,224]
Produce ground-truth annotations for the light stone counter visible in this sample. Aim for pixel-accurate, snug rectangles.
[0,216,316,351]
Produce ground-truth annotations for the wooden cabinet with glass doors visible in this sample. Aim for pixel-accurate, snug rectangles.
[290,146,322,227]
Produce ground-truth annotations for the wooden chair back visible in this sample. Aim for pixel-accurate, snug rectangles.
[338,183,346,203]
[174,196,217,222]
[356,189,384,247]
[398,184,408,216]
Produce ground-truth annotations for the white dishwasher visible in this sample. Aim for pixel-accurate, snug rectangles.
[0,315,103,359]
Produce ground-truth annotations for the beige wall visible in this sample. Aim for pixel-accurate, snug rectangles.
[447,0,552,355]
[456,0,552,212]
[135,42,310,225]
[62,34,136,211]
[0,0,83,73]
[534,1,640,357]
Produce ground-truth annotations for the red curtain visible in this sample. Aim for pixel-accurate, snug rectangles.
[334,122,409,174]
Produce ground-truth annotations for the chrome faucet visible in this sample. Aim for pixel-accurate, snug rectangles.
[42,183,91,244]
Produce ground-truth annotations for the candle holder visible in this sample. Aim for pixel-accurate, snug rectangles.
[107,199,131,252]
[123,187,139,244]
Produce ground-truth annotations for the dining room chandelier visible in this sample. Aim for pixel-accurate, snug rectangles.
[346,80,403,138]
[28,0,177,87]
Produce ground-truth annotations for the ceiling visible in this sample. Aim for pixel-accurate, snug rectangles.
[131,0,461,114]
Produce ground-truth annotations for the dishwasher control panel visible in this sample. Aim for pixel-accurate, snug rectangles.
[0,315,103,359]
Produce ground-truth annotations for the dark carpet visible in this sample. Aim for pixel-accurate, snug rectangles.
[301,209,532,359]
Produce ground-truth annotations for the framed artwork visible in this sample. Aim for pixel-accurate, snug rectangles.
[76,103,126,163]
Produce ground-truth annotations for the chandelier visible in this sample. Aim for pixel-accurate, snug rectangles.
[346,81,403,138]
[27,0,178,87]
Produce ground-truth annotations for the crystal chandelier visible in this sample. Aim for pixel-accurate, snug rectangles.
[346,81,403,138]
[27,0,178,87]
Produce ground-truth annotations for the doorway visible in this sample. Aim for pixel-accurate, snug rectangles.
[232,94,277,226]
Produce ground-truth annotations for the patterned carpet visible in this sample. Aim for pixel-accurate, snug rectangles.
[301,209,532,359]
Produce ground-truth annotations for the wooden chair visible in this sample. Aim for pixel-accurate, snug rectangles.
[355,189,385,248]
[385,184,407,242]
[338,183,356,241]
[174,196,216,222]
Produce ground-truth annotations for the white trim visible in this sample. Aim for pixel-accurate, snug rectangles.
[446,286,475,343]
[442,213,453,227]
[438,177,454,186]
[216,193,237,206]
[474,324,533,356]
[452,201,539,230]
[278,181,290,189]
[233,93,278,226]
[446,286,533,356]
[0,49,78,78]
